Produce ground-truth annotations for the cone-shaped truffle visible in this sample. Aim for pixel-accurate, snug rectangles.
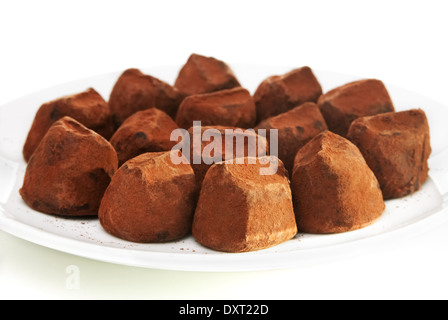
[20,117,118,216]
[174,53,241,96]
[23,88,114,162]
[347,109,431,199]
[253,67,323,123]
[99,152,197,243]
[318,79,395,137]
[175,87,256,129]
[108,68,185,128]
[110,108,179,166]
[255,102,328,174]
[183,125,269,187]
[291,131,385,234]
[192,156,297,253]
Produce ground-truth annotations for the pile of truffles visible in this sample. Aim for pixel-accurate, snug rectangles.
[20,53,432,253]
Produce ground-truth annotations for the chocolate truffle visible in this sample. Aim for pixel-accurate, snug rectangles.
[175,87,256,129]
[192,156,297,253]
[253,67,323,123]
[291,131,385,234]
[318,79,395,137]
[255,102,328,174]
[23,88,114,162]
[182,125,269,186]
[347,109,431,199]
[110,108,179,166]
[108,68,185,127]
[20,117,118,216]
[174,53,241,96]
[98,152,197,243]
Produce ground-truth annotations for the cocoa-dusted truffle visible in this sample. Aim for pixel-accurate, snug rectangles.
[347,109,431,200]
[253,67,323,123]
[255,102,328,174]
[20,117,118,216]
[23,88,114,162]
[174,53,241,96]
[110,108,179,166]
[182,125,269,186]
[175,87,256,129]
[192,156,297,253]
[108,68,185,128]
[318,79,395,137]
[99,152,197,243]
[291,131,385,234]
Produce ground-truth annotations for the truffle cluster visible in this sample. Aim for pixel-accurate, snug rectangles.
[20,54,432,253]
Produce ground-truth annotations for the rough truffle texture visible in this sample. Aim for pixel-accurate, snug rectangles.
[318,79,395,137]
[99,152,197,243]
[23,88,114,162]
[192,156,297,253]
[20,117,118,216]
[255,102,328,174]
[291,131,385,234]
[175,87,256,130]
[347,109,431,200]
[110,108,179,166]
[253,67,323,123]
[174,53,241,96]
[182,126,269,187]
[108,68,185,128]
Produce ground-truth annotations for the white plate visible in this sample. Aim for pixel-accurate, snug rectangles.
[1,65,448,272]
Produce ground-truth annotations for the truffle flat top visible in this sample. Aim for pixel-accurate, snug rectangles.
[108,67,184,123]
[257,67,321,99]
[350,109,429,134]
[294,130,361,170]
[189,54,237,85]
[49,116,116,156]
[217,156,288,186]
[113,108,178,137]
[318,79,393,115]
[40,116,118,168]
[174,54,240,95]
[57,115,97,136]
[117,68,182,103]
[281,67,322,98]
[122,151,192,182]
[262,102,323,128]
[181,87,251,107]
[118,68,174,90]
[50,88,106,111]
[188,126,268,161]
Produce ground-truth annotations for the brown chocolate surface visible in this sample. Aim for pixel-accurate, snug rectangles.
[347,109,431,199]
[99,152,197,243]
[23,88,114,162]
[20,117,118,216]
[185,125,269,187]
[174,53,241,96]
[253,67,323,123]
[192,156,297,253]
[175,87,256,129]
[110,108,179,166]
[18,58,435,250]
[255,102,328,174]
[318,79,395,137]
[291,131,385,234]
[108,68,184,128]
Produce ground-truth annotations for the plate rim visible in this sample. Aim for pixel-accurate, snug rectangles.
[1,65,448,272]
[1,190,447,272]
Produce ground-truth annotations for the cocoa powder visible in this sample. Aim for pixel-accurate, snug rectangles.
[18,57,434,253]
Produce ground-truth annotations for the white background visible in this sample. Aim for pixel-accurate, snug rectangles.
[1,0,448,300]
